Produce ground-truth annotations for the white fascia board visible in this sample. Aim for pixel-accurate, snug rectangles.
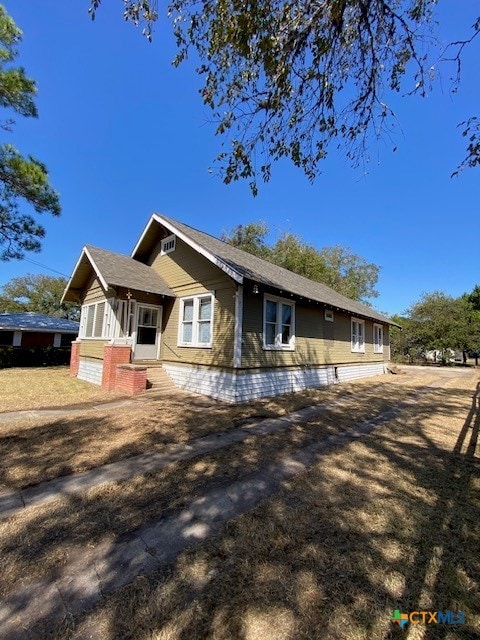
[130,215,156,260]
[83,246,109,291]
[61,247,88,304]
[61,246,109,304]
[133,213,244,285]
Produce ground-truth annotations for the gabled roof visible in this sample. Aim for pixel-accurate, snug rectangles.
[133,213,398,326]
[0,312,79,333]
[62,245,175,303]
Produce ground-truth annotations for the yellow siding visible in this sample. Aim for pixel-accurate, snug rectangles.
[82,275,110,304]
[241,290,387,368]
[79,340,108,359]
[150,237,228,293]
[331,313,381,363]
[150,237,236,368]
[160,286,235,367]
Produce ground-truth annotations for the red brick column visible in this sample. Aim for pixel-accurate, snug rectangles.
[114,365,147,395]
[70,341,80,377]
[101,344,132,390]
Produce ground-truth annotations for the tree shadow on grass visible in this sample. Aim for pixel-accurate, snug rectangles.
[0,378,432,492]
[397,380,480,640]
[92,380,479,640]
[1,377,479,639]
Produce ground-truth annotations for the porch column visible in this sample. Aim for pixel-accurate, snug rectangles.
[101,344,131,390]
[70,341,80,377]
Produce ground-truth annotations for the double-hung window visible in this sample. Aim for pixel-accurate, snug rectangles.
[178,293,214,347]
[373,324,383,353]
[351,318,365,353]
[263,295,295,350]
[80,302,108,338]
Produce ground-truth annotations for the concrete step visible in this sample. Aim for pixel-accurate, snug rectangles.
[144,366,176,391]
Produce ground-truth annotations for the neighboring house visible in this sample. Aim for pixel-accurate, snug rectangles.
[0,312,79,348]
[62,214,398,402]
[424,349,456,364]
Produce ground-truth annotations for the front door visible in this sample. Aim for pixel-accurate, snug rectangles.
[133,304,161,360]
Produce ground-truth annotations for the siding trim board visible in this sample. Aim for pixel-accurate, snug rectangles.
[163,361,386,403]
[234,284,243,368]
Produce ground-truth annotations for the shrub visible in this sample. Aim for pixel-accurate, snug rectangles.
[0,346,71,369]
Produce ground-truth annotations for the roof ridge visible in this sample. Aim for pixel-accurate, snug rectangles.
[133,213,396,325]
[86,244,130,258]
[160,215,385,315]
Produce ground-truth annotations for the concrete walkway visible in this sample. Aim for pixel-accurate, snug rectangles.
[0,399,136,425]
[0,390,373,519]
[0,382,445,639]
[0,388,210,426]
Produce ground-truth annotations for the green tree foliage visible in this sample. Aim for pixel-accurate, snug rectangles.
[389,314,422,363]
[0,5,60,260]
[408,292,471,354]
[390,288,480,363]
[89,1,479,192]
[0,274,79,320]
[466,284,480,311]
[220,221,270,259]
[222,221,379,302]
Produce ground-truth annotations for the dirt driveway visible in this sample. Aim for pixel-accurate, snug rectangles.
[0,366,478,639]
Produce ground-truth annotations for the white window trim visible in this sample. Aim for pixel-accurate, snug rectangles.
[79,299,115,340]
[263,294,296,351]
[160,234,176,256]
[177,293,214,348]
[351,317,365,353]
[325,309,334,322]
[374,323,384,354]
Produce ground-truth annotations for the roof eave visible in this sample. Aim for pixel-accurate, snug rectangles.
[61,246,109,304]
[107,281,175,298]
[244,276,398,327]
[61,247,87,304]
[0,327,79,333]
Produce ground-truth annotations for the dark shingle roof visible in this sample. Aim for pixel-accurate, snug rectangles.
[86,245,174,297]
[0,313,79,333]
[156,214,396,326]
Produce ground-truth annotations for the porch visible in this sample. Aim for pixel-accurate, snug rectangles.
[71,294,175,394]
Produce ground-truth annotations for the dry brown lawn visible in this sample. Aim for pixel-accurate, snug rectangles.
[1,367,478,639]
[0,368,440,492]
[0,366,124,413]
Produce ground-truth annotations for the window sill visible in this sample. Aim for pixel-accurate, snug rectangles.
[263,345,295,352]
[177,343,212,349]
[351,349,366,354]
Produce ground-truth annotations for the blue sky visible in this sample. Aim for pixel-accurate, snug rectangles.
[1,1,479,316]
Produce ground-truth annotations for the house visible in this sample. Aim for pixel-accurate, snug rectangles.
[62,214,398,402]
[0,312,79,349]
